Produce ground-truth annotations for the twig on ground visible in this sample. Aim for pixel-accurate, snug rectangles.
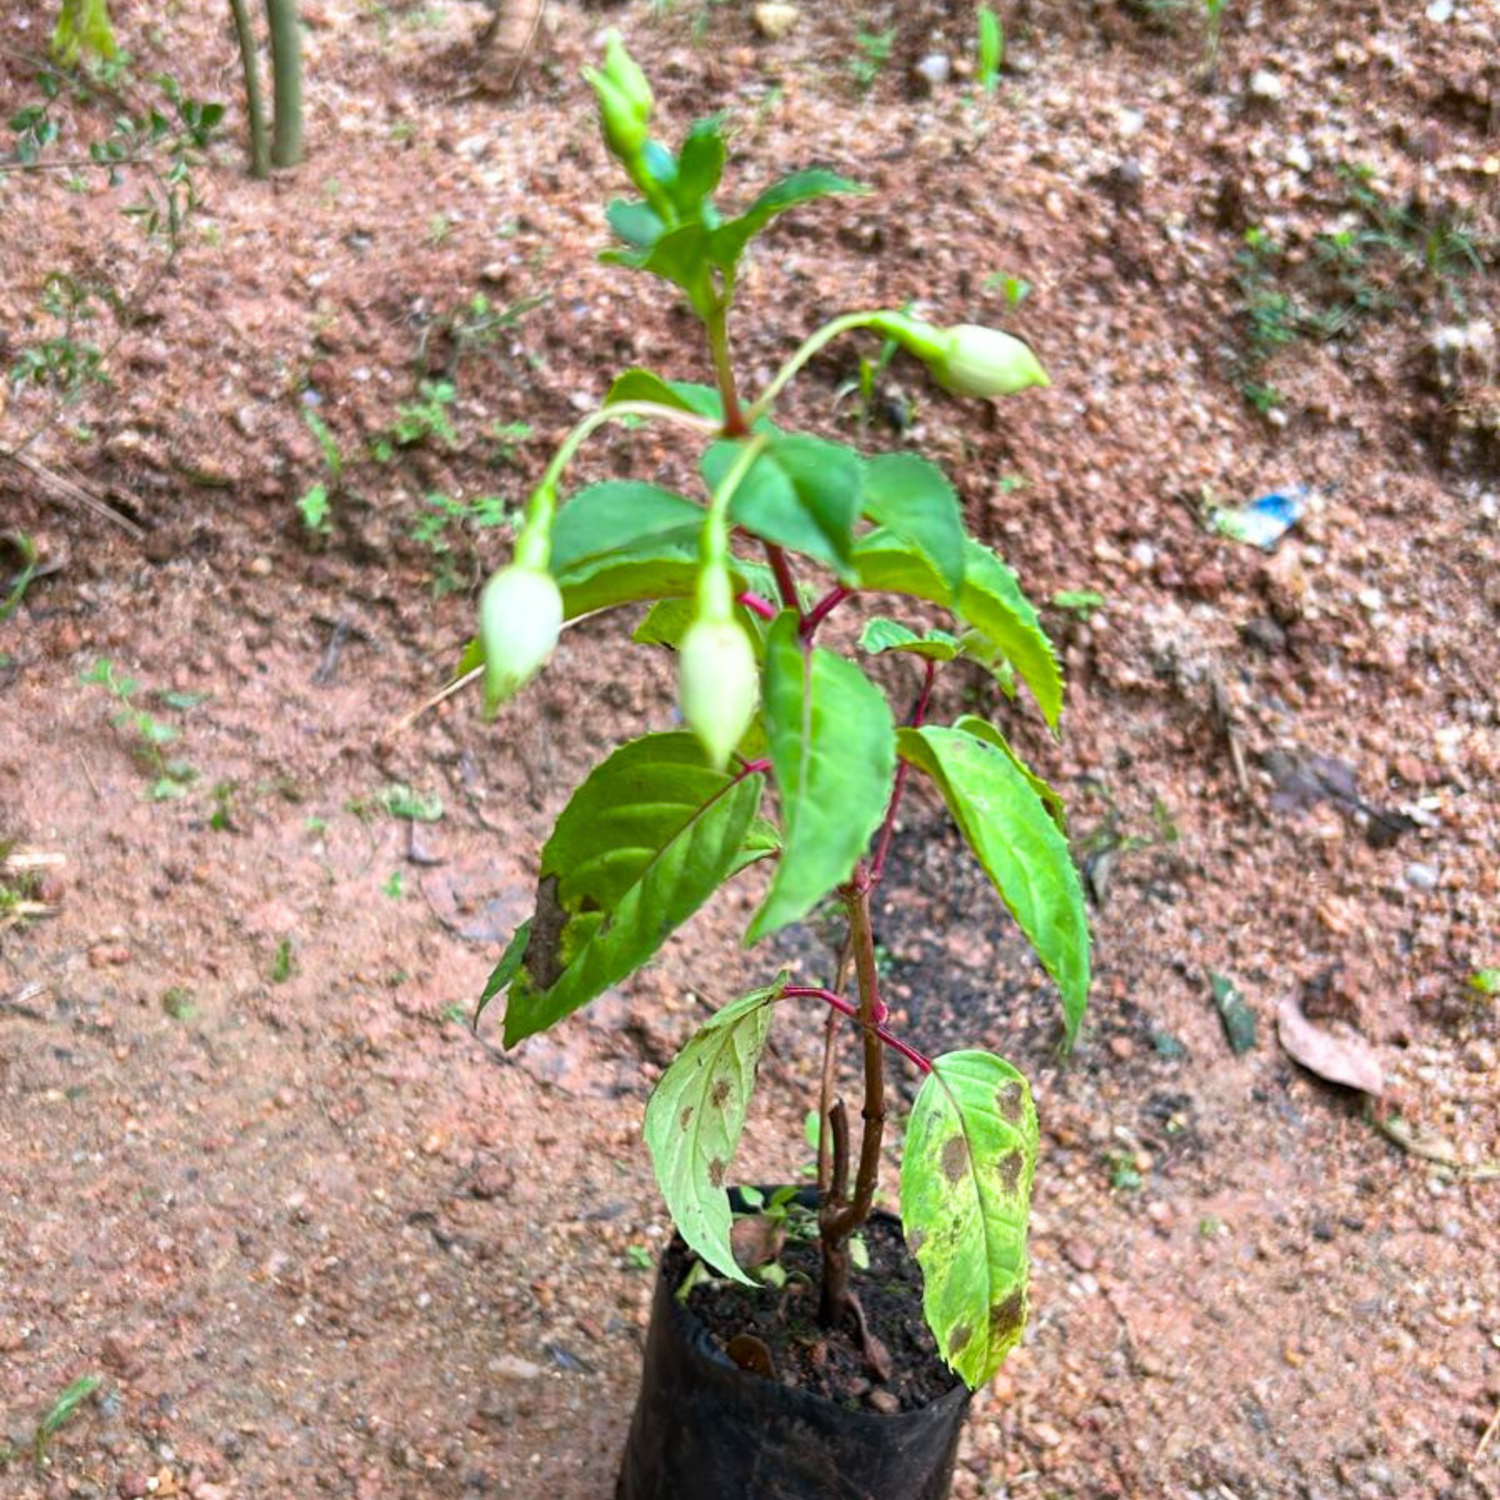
[0,980,52,1020]
[1473,1398,1500,1469]
[1209,673,1250,796]
[1373,1110,1500,1181]
[2,450,144,539]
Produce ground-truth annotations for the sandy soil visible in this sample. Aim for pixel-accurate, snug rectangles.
[1,1,1496,1497]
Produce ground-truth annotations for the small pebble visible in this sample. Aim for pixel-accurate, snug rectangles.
[1249,69,1285,101]
[1403,862,1438,892]
[913,54,952,90]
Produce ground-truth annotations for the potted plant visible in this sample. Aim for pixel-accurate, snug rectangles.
[474,35,1090,1499]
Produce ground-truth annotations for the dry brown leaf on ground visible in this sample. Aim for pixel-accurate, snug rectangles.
[1276,994,1384,1096]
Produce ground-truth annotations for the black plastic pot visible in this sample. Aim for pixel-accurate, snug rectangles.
[616,1191,972,1500]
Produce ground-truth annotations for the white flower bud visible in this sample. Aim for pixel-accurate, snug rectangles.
[678,618,758,770]
[932,325,1050,398]
[480,565,563,712]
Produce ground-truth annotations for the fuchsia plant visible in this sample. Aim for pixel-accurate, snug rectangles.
[475,34,1089,1391]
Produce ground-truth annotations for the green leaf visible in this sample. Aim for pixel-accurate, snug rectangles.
[671,117,726,215]
[456,635,484,677]
[632,597,698,649]
[704,433,863,583]
[900,1050,1037,1388]
[551,481,703,570]
[644,984,779,1284]
[957,629,1017,698]
[952,714,1067,831]
[603,221,718,320]
[861,453,966,602]
[709,168,868,273]
[549,481,704,619]
[897,725,1089,1043]
[853,534,1062,728]
[955,544,1062,730]
[606,198,663,248]
[475,920,531,1028]
[555,535,702,619]
[732,815,782,873]
[634,596,768,655]
[859,617,960,661]
[749,613,895,940]
[605,371,723,421]
[499,734,764,1045]
[1210,972,1257,1054]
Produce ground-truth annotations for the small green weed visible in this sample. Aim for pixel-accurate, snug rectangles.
[976,6,1003,94]
[161,986,196,1020]
[1,532,40,621]
[983,272,1031,309]
[410,493,511,595]
[379,784,444,822]
[269,939,296,983]
[79,658,198,799]
[851,26,895,91]
[372,380,457,460]
[33,1373,100,1467]
[1051,589,1105,621]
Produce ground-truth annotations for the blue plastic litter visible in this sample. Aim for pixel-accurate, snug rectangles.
[1213,485,1308,549]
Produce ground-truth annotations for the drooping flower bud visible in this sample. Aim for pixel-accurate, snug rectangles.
[479,563,563,713]
[868,312,1049,400]
[678,617,758,770]
[931,324,1050,398]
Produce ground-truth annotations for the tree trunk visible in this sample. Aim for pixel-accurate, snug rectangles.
[228,0,269,178]
[264,0,302,169]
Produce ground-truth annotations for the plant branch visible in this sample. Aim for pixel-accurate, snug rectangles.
[801,586,851,638]
[815,940,852,1194]
[828,1098,850,1204]
[763,544,800,614]
[706,298,747,437]
[735,590,778,621]
[871,657,937,884]
[746,309,917,424]
[782,985,929,1074]
[538,400,718,496]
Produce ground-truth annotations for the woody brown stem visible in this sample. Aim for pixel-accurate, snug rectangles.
[817,872,886,1326]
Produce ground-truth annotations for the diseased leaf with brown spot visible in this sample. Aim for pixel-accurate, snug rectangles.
[941,1135,970,1183]
[643,984,780,1285]
[996,1151,1023,1194]
[498,732,765,1046]
[900,1050,1039,1389]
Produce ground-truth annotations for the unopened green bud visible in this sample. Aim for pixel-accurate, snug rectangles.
[678,617,758,770]
[585,32,653,165]
[585,69,649,163]
[602,31,653,123]
[931,324,1049,398]
[871,312,1049,400]
[479,564,563,712]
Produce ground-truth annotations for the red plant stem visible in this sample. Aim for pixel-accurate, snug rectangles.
[870,657,938,884]
[733,757,772,778]
[781,986,931,1075]
[763,543,801,614]
[801,586,851,638]
[736,590,778,622]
